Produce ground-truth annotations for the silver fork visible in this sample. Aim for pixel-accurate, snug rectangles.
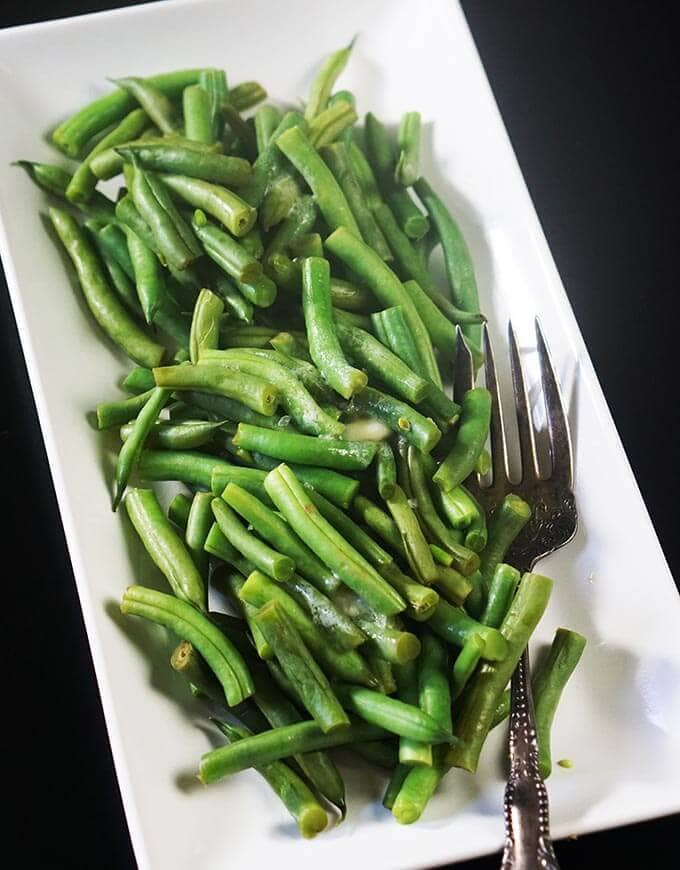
[454,320,577,870]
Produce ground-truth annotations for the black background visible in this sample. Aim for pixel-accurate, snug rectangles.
[1,2,678,867]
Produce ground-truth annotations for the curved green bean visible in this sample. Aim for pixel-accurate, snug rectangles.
[48,208,165,368]
[349,387,441,454]
[433,388,492,492]
[161,174,256,237]
[121,584,252,705]
[153,363,279,416]
[234,424,376,471]
[113,386,168,509]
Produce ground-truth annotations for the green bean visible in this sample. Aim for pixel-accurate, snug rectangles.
[302,257,367,399]
[95,387,153,429]
[229,81,267,112]
[428,597,507,661]
[48,208,165,368]
[380,563,440,621]
[124,487,206,610]
[95,223,134,279]
[114,194,162,258]
[321,141,392,261]
[185,491,214,579]
[117,141,252,187]
[447,573,553,772]
[433,389,492,492]
[182,84,213,144]
[213,276,252,323]
[121,584,252,704]
[200,349,343,437]
[137,448,235,490]
[111,76,178,134]
[331,588,419,665]
[211,571,273,660]
[433,566,473,606]
[375,441,397,499]
[238,570,376,687]
[383,763,411,810]
[406,448,479,580]
[394,112,421,188]
[308,100,357,148]
[188,289,223,363]
[211,717,328,837]
[254,105,282,153]
[276,127,361,236]
[66,108,148,204]
[224,483,340,597]
[125,228,167,324]
[365,653,397,694]
[385,485,438,585]
[167,492,192,530]
[212,499,294,581]
[197,67,228,141]
[113,386,168,509]
[349,387,441,454]
[239,454,358,509]
[351,494,404,556]
[130,161,201,270]
[346,141,383,211]
[371,305,424,377]
[334,684,453,745]
[254,600,349,733]
[153,363,279,416]
[393,660,431,766]
[414,177,482,351]
[199,720,385,784]
[325,227,439,384]
[478,494,532,599]
[439,484,487,551]
[391,748,448,824]
[304,40,354,121]
[16,160,74,199]
[88,232,141,316]
[234,423,376,471]
[191,210,263,285]
[332,318,430,406]
[89,128,156,181]
[161,174,256,237]
[52,69,203,156]
[480,563,520,629]
[418,632,452,733]
[451,635,484,700]
[532,628,587,778]
[171,638,224,700]
[363,114,429,240]
[265,464,405,616]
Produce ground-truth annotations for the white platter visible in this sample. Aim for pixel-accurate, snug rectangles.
[1,1,679,867]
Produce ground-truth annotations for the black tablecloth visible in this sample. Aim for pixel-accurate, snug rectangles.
[1,2,677,867]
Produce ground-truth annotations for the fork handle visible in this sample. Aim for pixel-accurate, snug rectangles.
[501,651,560,870]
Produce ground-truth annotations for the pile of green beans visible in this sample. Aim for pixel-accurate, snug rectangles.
[21,48,585,837]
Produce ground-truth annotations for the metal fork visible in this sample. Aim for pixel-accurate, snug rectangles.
[454,320,577,870]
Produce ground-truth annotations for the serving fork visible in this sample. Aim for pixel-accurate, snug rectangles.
[454,320,577,870]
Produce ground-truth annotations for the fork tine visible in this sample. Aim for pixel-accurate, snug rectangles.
[453,325,474,403]
[535,318,573,488]
[482,323,510,489]
[508,321,540,482]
